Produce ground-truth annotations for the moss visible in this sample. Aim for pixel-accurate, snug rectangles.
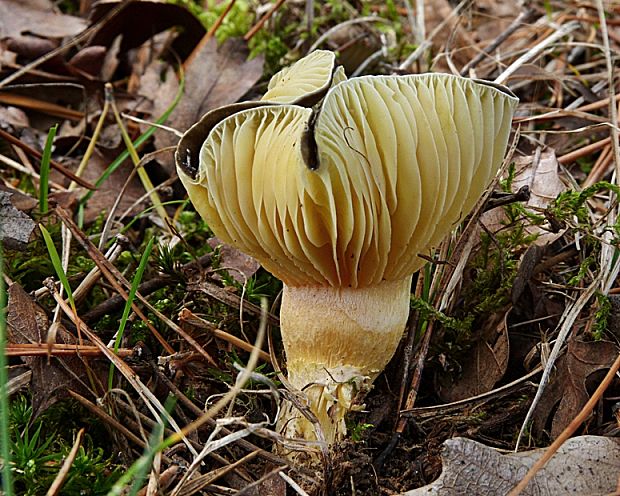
[8,395,123,495]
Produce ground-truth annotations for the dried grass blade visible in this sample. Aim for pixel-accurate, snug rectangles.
[55,207,175,354]
[45,428,85,496]
[79,71,185,208]
[176,451,259,496]
[514,276,601,450]
[46,283,197,457]
[159,299,268,449]
[68,390,155,455]
[107,84,172,234]
[494,21,580,85]
[107,412,168,496]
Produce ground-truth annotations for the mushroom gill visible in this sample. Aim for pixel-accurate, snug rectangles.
[176,51,519,455]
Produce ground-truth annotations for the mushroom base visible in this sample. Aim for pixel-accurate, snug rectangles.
[277,277,412,453]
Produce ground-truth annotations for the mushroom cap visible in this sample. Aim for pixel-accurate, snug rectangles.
[260,49,338,106]
[177,62,518,288]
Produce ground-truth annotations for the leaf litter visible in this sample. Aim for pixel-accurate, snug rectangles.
[1,0,620,495]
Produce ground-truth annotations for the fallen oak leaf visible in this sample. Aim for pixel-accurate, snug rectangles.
[404,436,620,496]
[531,339,618,438]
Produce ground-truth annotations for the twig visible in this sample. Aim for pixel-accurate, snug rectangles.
[244,0,287,41]
[161,300,267,444]
[46,429,85,496]
[233,465,287,496]
[184,0,238,69]
[494,20,580,85]
[279,471,310,496]
[0,127,95,189]
[115,395,297,473]
[68,390,173,464]
[174,451,259,496]
[402,365,543,416]
[460,9,538,76]
[415,0,425,46]
[307,17,389,53]
[179,309,271,363]
[0,153,63,191]
[6,343,134,358]
[81,253,211,323]
[49,283,198,456]
[515,277,601,450]
[0,93,83,121]
[55,206,175,354]
[398,0,470,72]
[557,136,611,165]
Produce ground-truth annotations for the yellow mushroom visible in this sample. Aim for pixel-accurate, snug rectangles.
[176,50,518,452]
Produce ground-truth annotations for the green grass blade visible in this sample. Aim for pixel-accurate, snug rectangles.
[106,397,174,496]
[79,69,185,207]
[39,224,76,313]
[39,124,58,215]
[0,247,14,496]
[108,236,155,390]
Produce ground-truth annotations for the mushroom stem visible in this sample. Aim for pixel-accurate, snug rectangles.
[278,276,412,446]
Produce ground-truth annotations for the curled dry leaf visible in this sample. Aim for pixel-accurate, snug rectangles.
[439,310,510,402]
[531,339,618,438]
[207,237,260,285]
[511,150,567,245]
[482,150,566,246]
[404,436,620,496]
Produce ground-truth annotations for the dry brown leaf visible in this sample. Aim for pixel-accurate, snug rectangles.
[439,310,510,402]
[0,186,36,249]
[6,283,103,418]
[67,45,107,77]
[0,105,29,128]
[207,237,260,284]
[482,151,566,246]
[145,38,264,174]
[88,0,205,62]
[0,0,87,39]
[531,340,618,438]
[404,436,620,496]
[512,151,567,245]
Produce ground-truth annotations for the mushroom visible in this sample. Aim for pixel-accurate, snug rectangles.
[176,50,518,452]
